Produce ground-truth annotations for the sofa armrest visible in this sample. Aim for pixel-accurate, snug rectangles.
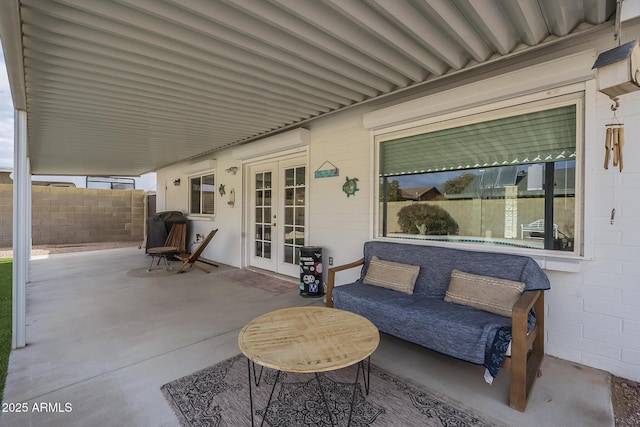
[511,290,540,363]
[510,290,544,411]
[513,290,539,314]
[325,258,365,308]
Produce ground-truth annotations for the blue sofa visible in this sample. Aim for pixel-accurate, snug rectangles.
[326,240,550,411]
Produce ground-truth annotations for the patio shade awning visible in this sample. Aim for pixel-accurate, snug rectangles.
[379,104,577,176]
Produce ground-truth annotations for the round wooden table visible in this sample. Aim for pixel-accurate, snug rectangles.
[238,306,380,426]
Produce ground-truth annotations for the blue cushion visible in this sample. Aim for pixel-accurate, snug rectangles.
[333,282,511,364]
[360,241,550,298]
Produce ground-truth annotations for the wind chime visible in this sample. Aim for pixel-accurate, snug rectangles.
[604,99,624,172]
[591,0,640,225]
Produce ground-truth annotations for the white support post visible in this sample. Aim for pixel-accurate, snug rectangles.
[26,161,31,279]
[12,109,28,349]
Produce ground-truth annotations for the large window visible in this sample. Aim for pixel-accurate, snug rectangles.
[190,173,215,215]
[377,98,581,254]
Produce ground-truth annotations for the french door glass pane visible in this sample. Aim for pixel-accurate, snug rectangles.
[283,166,305,265]
[285,188,294,205]
[285,207,293,225]
[284,245,294,264]
[285,168,295,186]
[264,243,271,258]
[296,168,305,186]
[255,172,272,260]
[295,207,305,226]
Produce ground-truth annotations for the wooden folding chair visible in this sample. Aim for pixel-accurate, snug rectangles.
[165,223,187,254]
[147,223,187,270]
[175,229,219,273]
[147,224,187,271]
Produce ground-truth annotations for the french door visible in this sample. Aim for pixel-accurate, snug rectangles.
[248,157,306,277]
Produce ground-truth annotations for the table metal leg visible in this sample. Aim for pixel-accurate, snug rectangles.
[247,359,254,427]
[246,358,279,427]
[361,356,372,395]
[251,360,264,386]
[260,370,280,427]
[347,357,373,426]
[247,357,372,427]
[314,373,336,427]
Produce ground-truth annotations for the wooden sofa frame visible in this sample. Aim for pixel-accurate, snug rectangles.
[325,258,545,412]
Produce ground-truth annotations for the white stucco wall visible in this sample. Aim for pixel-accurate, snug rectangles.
[156,150,244,268]
[157,26,640,382]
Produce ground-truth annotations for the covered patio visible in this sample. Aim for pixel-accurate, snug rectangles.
[2,1,639,425]
[0,247,613,426]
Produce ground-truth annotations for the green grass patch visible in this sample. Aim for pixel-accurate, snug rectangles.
[0,259,11,404]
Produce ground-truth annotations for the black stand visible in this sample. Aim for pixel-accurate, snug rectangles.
[246,357,372,427]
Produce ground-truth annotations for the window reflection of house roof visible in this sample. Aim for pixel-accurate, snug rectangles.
[400,186,442,201]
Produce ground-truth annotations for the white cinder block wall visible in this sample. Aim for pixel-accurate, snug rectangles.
[546,90,640,381]
[308,108,374,284]
[157,30,640,382]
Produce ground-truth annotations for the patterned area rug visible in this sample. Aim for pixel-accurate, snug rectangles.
[161,354,504,427]
[221,269,299,296]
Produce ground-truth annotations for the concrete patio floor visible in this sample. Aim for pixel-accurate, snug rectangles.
[0,247,614,427]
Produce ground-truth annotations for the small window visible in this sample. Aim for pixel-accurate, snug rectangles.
[189,173,215,215]
[86,176,135,190]
[377,100,581,254]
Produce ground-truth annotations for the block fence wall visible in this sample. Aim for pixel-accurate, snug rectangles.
[0,184,145,247]
[380,198,575,238]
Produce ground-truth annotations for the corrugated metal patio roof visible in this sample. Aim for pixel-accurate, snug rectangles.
[0,0,616,175]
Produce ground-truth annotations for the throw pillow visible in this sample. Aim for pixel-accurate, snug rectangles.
[444,269,525,317]
[363,256,420,294]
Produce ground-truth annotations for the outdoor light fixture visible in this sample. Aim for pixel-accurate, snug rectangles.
[227,188,235,207]
[592,39,640,99]
[225,166,238,175]
[591,0,640,100]
[173,179,181,186]
[590,0,639,176]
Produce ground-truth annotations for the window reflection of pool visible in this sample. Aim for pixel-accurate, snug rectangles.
[387,233,545,250]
